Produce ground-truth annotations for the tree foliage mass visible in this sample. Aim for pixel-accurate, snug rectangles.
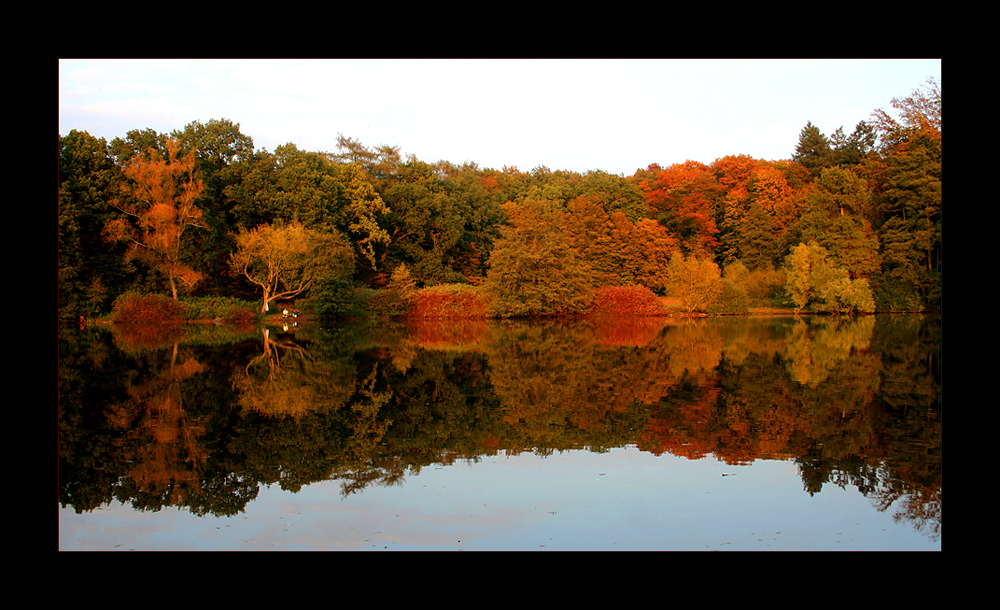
[58,77,941,320]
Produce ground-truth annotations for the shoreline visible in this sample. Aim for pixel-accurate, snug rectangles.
[79,307,939,328]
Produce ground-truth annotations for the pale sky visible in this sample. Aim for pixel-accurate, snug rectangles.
[58,58,941,177]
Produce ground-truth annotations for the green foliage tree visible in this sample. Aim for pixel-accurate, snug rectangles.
[229,221,354,314]
[518,165,581,203]
[789,167,882,280]
[333,134,403,193]
[793,121,835,178]
[109,128,169,166]
[830,121,877,168]
[59,130,132,321]
[869,131,941,308]
[58,80,943,323]
[860,78,941,310]
[814,274,876,315]
[737,201,781,271]
[172,119,258,297]
[377,158,468,286]
[575,169,650,223]
[484,200,593,317]
[434,162,507,284]
[329,144,506,287]
[706,260,750,315]
[173,119,256,173]
[226,143,390,272]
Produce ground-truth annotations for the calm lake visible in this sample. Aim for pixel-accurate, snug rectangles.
[58,314,941,551]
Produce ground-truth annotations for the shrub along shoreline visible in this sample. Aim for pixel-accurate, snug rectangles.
[96,283,877,327]
[316,282,801,322]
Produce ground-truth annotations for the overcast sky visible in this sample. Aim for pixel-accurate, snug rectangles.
[59,58,941,177]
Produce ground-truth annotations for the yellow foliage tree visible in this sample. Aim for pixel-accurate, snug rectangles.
[230,221,354,314]
[665,252,723,312]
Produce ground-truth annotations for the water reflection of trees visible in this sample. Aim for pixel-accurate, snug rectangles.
[233,327,356,418]
[58,314,941,538]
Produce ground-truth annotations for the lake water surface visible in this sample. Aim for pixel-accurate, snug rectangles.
[58,314,941,551]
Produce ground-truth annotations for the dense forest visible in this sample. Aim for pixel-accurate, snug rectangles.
[57,78,941,323]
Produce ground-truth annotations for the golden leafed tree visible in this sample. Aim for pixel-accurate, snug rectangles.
[105,138,207,299]
[230,220,354,315]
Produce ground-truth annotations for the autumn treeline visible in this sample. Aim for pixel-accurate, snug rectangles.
[58,78,941,323]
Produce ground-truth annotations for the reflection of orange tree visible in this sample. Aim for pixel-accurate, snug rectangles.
[618,320,725,459]
[586,316,666,347]
[390,316,490,374]
[105,343,208,508]
[708,355,813,465]
[312,315,938,533]
[637,377,720,460]
[712,317,880,467]
[404,316,489,351]
[229,333,394,496]
[708,319,813,463]
[110,319,188,354]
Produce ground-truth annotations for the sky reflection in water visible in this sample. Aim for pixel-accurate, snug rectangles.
[59,446,937,551]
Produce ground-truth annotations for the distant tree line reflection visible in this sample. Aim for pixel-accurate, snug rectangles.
[58,314,940,540]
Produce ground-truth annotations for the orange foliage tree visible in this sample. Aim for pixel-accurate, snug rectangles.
[105,139,207,299]
[711,155,807,264]
[563,195,679,293]
[638,161,721,258]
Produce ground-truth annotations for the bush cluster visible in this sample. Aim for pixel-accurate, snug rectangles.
[410,284,488,318]
[307,275,369,319]
[110,292,187,324]
[181,296,259,324]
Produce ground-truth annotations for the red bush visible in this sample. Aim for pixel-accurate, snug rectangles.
[409,285,488,318]
[588,285,666,317]
[111,292,187,324]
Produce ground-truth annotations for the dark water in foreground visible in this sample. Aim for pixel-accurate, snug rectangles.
[58,314,941,551]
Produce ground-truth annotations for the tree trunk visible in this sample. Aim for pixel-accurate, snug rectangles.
[260,286,271,315]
